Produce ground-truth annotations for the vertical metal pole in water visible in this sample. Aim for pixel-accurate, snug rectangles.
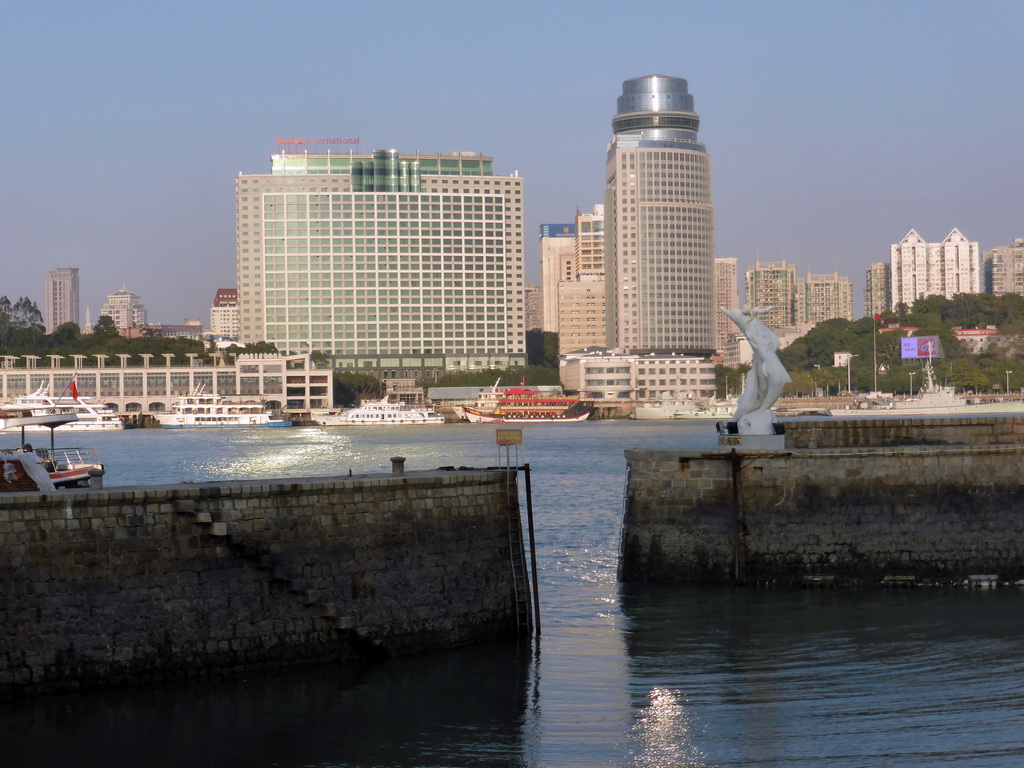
[523,463,540,635]
[730,449,745,585]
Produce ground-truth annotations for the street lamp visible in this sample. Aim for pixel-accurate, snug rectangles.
[1006,370,1012,396]
[909,371,915,398]
[846,355,858,395]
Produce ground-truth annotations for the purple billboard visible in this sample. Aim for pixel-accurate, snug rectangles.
[901,336,940,359]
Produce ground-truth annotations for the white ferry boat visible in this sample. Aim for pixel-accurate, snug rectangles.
[155,389,292,429]
[312,398,446,426]
[631,399,736,420]
[1,386,124,432]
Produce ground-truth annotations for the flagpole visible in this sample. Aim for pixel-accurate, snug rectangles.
[872,315,878,395]
[45,374,78,415]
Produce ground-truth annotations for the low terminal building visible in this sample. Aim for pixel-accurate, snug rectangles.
[559,347,717,404]
[0,353,330,416]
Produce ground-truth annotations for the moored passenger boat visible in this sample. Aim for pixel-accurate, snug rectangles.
[155,388,292,429]
[1,386,123,432]
[460,382,592,423]
[312,398,446,426]
[631,399,735,420]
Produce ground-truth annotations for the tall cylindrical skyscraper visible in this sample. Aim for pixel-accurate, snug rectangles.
[604,75,715,353]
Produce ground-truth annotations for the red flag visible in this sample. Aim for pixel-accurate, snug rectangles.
[69,376,79,400]
[873,314,883,323]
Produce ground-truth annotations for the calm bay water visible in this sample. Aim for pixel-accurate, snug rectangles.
[4,421,1024,767]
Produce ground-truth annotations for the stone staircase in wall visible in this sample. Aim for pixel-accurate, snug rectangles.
[169,499,355,633]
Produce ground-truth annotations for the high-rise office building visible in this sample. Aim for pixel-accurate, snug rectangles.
[745,260,798,328]
[539,223,576,333]
[865,262,891,317]
[539,208,608,354]
[604,74,715,353]
[890,228,980,309]
[236,149,526,379]
[44,267,79,333]
[558,279,606,354]
[713,257,738,352]
[574,205,605,279]
[523,284,543,330]
[101,286,146,329]
[556,206,607,354]
[981,238,1024,296]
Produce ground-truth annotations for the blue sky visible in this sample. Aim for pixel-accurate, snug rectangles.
[3,0,1022,324]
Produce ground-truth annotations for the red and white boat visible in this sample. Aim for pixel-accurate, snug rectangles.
[459,382,592,423]
[0,407,104,490]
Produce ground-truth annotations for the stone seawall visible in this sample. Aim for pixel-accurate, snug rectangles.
[0,469,524,696]
[620,417,1024,585]
[785,414,1024,448]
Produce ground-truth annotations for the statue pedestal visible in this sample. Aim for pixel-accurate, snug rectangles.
[716,421,787,450]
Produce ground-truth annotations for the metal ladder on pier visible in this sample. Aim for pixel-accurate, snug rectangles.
[505,465,532,635]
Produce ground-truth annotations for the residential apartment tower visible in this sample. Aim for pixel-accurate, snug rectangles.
[44,267,79,333]
[101,287,147,329]
[713,257,738,352]
[890,229,980,309]
[982,239,1024,296]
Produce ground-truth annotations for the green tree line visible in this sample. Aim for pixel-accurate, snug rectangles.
[0,296,209,361]
[715,293,1024,397]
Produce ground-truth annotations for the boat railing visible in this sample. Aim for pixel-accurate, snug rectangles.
[36,446,100,470]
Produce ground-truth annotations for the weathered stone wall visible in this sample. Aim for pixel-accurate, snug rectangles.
[620,430,1024,585]
[0,469,523,696]
[784,415,1024,448]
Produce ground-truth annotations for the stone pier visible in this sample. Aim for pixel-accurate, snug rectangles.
[620,416,1024,585]
[0,468,526,696]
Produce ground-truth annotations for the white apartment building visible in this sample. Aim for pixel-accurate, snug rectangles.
[890,229,980,309]
[236,149,526,380]
[101,287,147,329]
[209,288,240,340]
